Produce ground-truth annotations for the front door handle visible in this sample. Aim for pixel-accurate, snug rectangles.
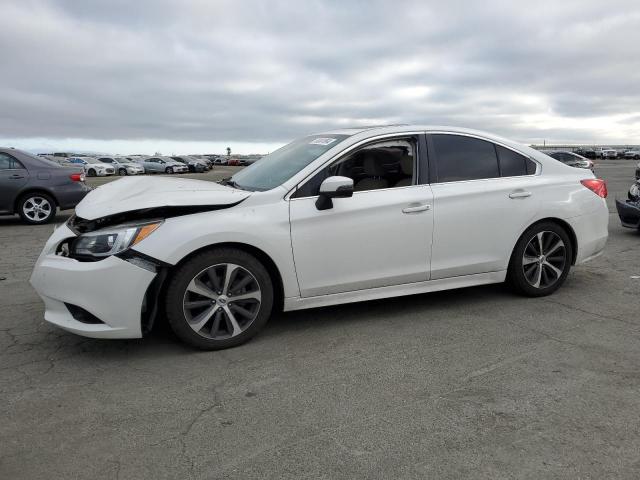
[509,191,532,199]
[402,203,431,214]
[9,174,25,179]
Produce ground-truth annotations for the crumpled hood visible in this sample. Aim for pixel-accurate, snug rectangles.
[75,176,250,220]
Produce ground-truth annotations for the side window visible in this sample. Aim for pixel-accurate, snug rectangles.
[293,137,417,197]
[0,153,15,169]
[432,134,499,182]
[496,145,536,176]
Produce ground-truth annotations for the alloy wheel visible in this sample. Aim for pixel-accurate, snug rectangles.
[182,263,262,339]
[22,196,52,222]
[522,231,566,289]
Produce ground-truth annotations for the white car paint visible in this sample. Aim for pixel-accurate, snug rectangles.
[75,176,250,219]
[30,125,609,341]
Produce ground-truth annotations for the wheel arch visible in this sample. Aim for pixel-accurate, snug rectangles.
[171,242,285,311]
[13,187,59,213]
[514,217,578,265]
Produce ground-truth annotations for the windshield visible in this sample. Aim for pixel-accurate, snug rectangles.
[230,134,349,191]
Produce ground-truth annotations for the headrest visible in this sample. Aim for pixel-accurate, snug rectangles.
[363,153,385,176]
[400,154,413,175]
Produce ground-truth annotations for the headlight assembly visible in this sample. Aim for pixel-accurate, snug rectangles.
[70,221,162,258]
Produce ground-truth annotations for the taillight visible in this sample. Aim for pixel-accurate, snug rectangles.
[70,173,85,182]
[581,178,607,198]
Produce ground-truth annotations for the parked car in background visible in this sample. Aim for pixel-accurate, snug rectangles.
[170,156,208,173]
[189,155,214,169]
[213,157,228,166]
[98,157,145,175]
[635,161,640,180]
[67,157,115,177]
[616,179,640,230]
[0,148,89,224]
[575,148,596,159]
[228,158,247,166]
[30,125,608,349]
[601,149,618,159]
[138,156,189,174]
[547,151,595,170]
[624,150,640,160]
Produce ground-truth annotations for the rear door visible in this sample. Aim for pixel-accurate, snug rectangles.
[427,133,540,279]
[0,152,29,212]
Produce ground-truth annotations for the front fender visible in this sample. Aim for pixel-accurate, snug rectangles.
[131,200,300,298]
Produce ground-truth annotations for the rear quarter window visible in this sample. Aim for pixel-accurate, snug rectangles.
[496,145,537,176]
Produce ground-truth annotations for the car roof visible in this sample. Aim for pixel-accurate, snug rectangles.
[315,124,542,158]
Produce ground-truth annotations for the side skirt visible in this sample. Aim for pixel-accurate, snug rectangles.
[283,270,507,312]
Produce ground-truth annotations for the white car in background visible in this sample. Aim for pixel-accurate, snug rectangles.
[98,157,145,175]
[31,125,608,350]
[601,149,618,159]
[624,150,640,160]
[67,157,115,177]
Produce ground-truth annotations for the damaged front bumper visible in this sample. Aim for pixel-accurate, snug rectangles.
[29,223,157,338]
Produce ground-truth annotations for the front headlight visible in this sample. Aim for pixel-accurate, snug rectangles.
[71,220,162,258]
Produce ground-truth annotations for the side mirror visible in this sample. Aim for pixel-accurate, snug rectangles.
[315,176,354,210]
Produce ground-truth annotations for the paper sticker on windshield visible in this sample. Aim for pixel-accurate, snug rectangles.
[310,137,337,146]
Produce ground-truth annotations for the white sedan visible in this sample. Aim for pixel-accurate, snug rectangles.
[31,126,608,350]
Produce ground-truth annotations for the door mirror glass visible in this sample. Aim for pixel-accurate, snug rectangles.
[316,176,353,210]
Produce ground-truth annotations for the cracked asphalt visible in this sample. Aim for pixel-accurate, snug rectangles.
[1,161,639,479]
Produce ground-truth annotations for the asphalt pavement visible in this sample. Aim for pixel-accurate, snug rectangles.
[1,160,639,479]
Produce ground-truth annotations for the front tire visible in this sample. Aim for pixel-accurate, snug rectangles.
[165,167,174,174]
[17,192,56,224]
[118,168,127,176]
[507,222,573,297]
[87,169,96,177]
[165,248,274,350]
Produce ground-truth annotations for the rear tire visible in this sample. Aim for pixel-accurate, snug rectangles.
[507,222,573,297]
[17,192,56,225]
[165,248,274,350]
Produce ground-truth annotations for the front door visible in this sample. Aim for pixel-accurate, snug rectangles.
[289,135,433,297]
[0,153,28,212]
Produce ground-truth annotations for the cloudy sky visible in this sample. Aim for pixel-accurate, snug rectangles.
[1,0,639,154]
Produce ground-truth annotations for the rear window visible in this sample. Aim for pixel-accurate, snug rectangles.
[432,134,499,182]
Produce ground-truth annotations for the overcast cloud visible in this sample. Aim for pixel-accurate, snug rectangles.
[1,0,639,153]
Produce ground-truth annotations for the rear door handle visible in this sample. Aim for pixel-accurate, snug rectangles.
[402,203,431,214]
[509,191,531,199]
[9,174,25,179]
